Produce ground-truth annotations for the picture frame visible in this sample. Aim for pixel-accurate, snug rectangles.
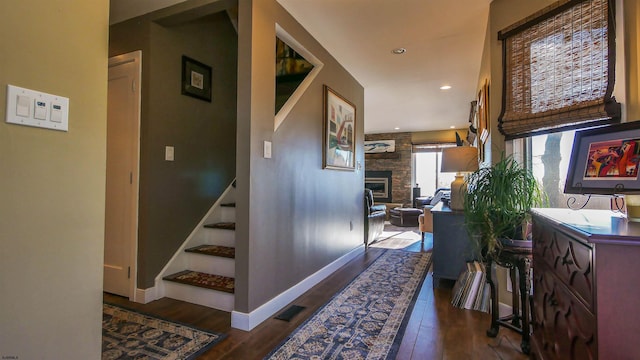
[364,140,395,154]
[477,80,490,144]
[474,80,489,163]
[565,121,640,195]
[467,100,478,146]
[323,85,356,170]
[181,55,212,102]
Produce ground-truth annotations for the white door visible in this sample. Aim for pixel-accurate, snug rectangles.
[104,51,141,298]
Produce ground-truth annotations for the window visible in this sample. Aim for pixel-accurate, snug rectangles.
[498,0,620,139]
[414,152,455,197]
[522,130,610,209]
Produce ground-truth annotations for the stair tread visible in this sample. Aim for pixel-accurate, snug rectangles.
[185,244,235,258]
[204,222,235,230]
[221,203,236,207]
[163,270,234,293]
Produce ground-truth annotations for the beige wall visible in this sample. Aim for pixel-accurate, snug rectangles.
[484,0,556,164]
[482,0,640,308]
[0,1,109,359]
[411,129,459,144]
[485,0,639,160]
[624,0,640,120]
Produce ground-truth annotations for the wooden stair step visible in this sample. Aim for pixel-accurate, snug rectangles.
[185,244,235,258]
[163,270,234,293]
[204,222,235,230]
[221,202,236,207]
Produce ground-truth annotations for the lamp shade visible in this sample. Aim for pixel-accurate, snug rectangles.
[441,146,479,173]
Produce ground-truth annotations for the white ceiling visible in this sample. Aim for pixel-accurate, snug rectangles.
[277,0,491,134]
[110,0,492,135]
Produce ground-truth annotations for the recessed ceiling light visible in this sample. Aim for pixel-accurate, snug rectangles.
[450,125,455,129]
[391,48,406,55]
[394,127,400,130]
[440,85,452,90]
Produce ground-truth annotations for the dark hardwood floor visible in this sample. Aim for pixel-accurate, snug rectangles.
[104,232,528,359]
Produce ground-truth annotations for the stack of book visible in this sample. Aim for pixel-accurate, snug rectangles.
[451,261,490,312]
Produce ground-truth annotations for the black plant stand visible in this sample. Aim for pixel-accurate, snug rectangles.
[485,245,533,355]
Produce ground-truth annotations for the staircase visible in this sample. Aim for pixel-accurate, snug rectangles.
[158,183,237,312]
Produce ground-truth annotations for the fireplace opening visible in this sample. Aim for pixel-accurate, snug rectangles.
[365,171,392,202]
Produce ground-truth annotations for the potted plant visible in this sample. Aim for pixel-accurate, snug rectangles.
[463,154,544,258]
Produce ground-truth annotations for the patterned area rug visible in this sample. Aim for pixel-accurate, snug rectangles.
[102,303,225,360]
[265,250,432,360]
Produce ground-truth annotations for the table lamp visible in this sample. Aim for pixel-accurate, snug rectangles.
[441,146,479,210]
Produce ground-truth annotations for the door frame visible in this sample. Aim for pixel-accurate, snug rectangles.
[106,50,142,301]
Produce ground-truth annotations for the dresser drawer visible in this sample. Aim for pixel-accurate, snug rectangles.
[533,220,594,310]
[532,262,597,360]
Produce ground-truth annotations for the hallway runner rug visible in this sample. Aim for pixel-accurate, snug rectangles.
[265,249,432,360]
[102,303,225,360]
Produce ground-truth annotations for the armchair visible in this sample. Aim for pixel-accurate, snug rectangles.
[364,188,386,247]
[418,188,450,238]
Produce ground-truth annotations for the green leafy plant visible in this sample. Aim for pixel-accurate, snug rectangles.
[463,154,544,257]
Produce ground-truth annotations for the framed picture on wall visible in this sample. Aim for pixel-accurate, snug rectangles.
[181,55,212,102]
[565,121,640,195]
[323,85,356,170]
[364,140,395,154]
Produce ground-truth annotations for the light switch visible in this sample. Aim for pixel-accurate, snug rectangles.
[6,85,69,131]
[264,141,272,159]
[34,100,48,120]
[16,95,30,117]
[165,146,175,161]
[51,103,63,123]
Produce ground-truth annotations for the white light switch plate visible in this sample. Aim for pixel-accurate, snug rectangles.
[6,84,69,131]
[165,146,175,161]
[264,141,272,159]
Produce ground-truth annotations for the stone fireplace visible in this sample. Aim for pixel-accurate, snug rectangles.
[365,170,392,202]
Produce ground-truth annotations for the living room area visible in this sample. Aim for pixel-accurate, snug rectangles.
[364,129,460,245]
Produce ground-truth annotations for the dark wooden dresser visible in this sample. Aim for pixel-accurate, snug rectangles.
[531,208,640,360]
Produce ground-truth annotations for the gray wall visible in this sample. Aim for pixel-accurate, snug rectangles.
[110,10,238,288]
[111,0,366,312]
[235,0,365,313]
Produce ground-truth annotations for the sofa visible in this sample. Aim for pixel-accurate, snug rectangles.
[364,188,386,246]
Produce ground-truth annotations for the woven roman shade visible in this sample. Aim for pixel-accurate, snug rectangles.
[412,143,456,153]
[498,0,620,140]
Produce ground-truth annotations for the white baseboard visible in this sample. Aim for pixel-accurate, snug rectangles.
[231,246,364,331]
[135,286,158,304]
